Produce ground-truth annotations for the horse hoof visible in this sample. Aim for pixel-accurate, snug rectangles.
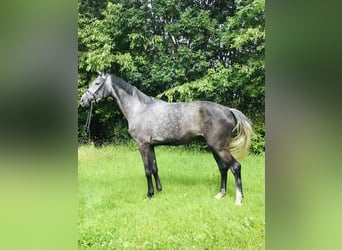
[146,193,154,199]
[214,192,225,200]
[235,200,242,206]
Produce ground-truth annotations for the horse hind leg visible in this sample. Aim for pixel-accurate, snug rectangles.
[211,147,243,205]
[230,160,243,205]
[212,152,229,200]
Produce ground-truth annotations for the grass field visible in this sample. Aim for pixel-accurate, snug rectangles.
[78,144,264,249]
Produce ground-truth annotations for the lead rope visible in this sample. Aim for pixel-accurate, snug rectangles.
[84,101,94,142]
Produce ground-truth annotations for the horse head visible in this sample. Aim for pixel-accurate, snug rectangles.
[80,72,109,107]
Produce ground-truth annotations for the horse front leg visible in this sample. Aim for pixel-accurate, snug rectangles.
[151,146,162,192]
[138,144,154,198]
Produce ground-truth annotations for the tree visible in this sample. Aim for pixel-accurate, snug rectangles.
[78,0,265,153]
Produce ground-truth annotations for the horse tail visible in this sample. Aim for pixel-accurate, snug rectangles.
[229,108,255,160]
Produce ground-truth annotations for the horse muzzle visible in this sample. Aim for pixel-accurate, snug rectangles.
[80,94,92,108]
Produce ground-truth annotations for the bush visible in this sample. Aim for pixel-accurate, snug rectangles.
[250,123,265,155]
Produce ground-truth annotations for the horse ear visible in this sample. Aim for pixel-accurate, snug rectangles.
[97,70,101,75]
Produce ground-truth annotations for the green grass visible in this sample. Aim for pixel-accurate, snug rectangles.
[78,145,264,249]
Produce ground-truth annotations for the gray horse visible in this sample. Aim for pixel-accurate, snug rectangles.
[80,72,254,205]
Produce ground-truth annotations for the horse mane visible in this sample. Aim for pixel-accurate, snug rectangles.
[111,76,155,104]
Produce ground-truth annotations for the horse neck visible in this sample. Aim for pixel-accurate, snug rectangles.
[109,79,147,122]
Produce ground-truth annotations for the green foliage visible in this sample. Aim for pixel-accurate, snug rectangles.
[78,0,265,153]
[78,3,122,71]
[79,145,265,249]
[250,122,265,155]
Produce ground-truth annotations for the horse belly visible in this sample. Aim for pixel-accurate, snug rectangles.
[150,119,203,145]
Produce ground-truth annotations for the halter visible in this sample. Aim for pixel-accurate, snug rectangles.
[85,78,106,104]
[83,75,107,140]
